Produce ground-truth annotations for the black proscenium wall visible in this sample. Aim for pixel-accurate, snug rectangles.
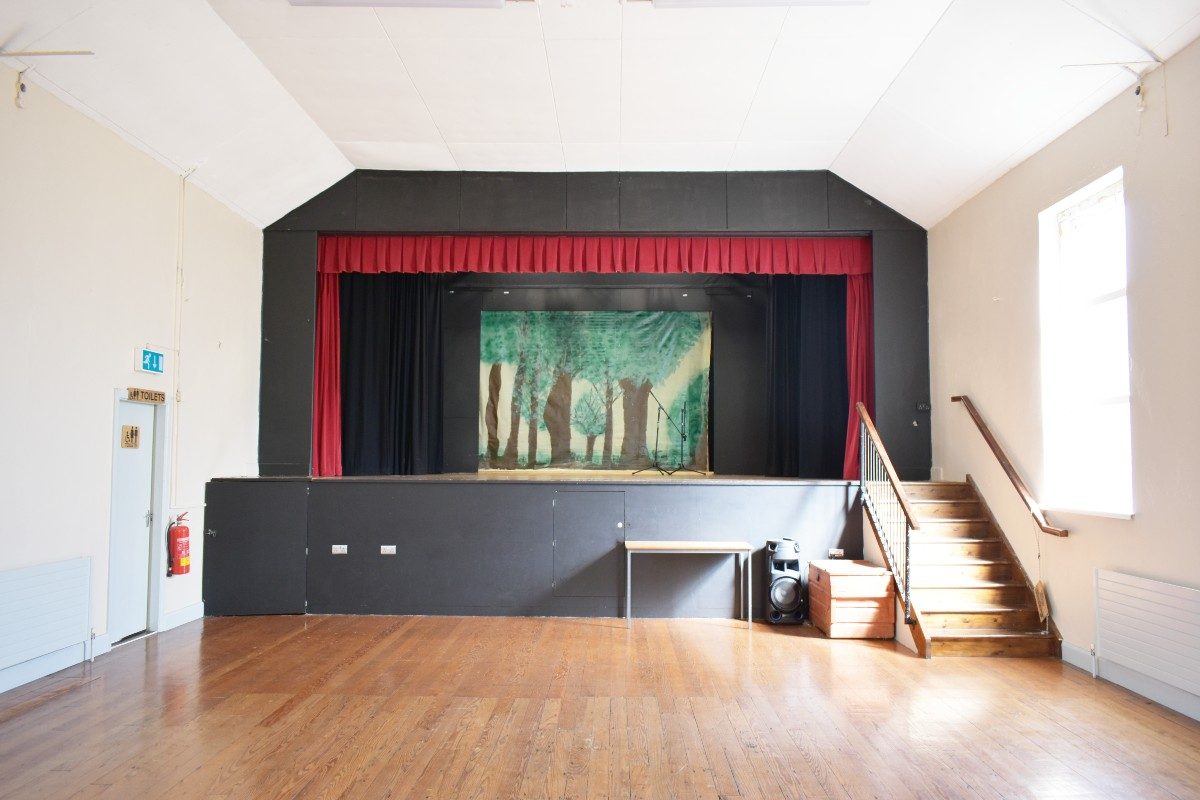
[260,171,932,478]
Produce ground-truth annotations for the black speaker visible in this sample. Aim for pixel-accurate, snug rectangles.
[766,539,806,624]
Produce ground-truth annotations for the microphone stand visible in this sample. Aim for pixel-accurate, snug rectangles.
[632,388,704,477]
[665,393,704,476]
[631,405,670,476]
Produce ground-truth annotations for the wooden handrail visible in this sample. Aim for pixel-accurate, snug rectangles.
[856,402,920,531]
[951,395,1068,538]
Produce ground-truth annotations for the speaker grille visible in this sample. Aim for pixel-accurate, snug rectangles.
[769,576,801,613]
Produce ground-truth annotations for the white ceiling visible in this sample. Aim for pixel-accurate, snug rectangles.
[4,1,1199,228]
[0,0,353,227]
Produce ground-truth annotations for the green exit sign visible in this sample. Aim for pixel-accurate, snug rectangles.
[137,348,165,374]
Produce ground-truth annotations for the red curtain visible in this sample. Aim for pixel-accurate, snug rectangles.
[312,234,874,479]
[312,273,342,477]
[843,275,874,480]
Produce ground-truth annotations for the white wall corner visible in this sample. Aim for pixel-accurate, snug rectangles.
[160,601,205,632]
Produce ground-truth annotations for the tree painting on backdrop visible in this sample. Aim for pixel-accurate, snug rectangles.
[479,311,711,471]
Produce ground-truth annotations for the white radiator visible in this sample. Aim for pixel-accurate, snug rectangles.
[1096,569,1200,716]
[0,558,92,691]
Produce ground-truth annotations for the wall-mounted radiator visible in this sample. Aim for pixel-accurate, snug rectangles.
[1096,569,1200,720]
[0,558,92,694]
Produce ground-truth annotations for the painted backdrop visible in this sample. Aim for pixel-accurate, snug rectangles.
[479,311,711,470]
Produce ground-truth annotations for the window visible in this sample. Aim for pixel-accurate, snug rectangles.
[1039,168,1133,516]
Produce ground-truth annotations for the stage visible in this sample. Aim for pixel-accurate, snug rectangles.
[203,473,862,620]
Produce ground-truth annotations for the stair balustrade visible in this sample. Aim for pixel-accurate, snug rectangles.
[857,402,920,624]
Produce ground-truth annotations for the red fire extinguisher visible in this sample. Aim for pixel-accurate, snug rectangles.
[167,513,191,576]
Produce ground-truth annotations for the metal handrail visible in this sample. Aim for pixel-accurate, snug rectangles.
[856,402,917,623]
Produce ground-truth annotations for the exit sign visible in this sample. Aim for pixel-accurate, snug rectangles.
[137,348,165,374]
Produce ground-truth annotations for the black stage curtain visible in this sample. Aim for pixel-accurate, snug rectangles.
[767,276,848,478]
[340,273,444,475]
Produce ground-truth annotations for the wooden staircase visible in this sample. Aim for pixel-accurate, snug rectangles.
[901,479,1060,657]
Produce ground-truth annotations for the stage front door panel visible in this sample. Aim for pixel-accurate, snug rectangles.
[203,480,308,615]
[552,491,625,598]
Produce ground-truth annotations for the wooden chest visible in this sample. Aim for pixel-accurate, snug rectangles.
[809,560,895,639]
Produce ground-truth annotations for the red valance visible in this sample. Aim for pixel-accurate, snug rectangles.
[318,234,871,276]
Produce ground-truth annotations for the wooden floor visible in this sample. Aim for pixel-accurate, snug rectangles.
[2,616,1198,800]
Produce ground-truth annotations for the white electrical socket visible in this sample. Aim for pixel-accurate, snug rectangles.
[331,544,348,555]
[828,548,845,559]
[380,545,396,555]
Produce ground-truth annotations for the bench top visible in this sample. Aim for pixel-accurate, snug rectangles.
[625,540,754,553]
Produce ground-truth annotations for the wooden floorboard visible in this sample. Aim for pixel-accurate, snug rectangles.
[1,616,1198,799]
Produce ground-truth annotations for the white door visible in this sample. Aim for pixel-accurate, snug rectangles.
[109,401,156,642]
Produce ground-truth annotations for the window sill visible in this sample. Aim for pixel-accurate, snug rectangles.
[1042,506,1134,521]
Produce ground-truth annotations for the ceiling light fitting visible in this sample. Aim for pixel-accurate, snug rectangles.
[0,49,95,58]
[288,0,505,7]
[651,0,868,7]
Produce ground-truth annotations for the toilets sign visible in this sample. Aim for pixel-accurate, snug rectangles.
[137,348,165,375]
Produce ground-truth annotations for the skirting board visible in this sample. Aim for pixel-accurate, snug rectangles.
[0,642,88,695]
[1061,640,1199,723]
[0,602,202,697]
[1098,657,1200,723]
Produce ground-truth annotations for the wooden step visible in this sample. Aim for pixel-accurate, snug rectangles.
[929,629,1059,657]
[911,580,1031,606]
[920,604,1041,630]
[909,538,1005,559]
[910,519,992,538]
[909,559,1014,582]
[911,499,984,520]
[902,481,974,500]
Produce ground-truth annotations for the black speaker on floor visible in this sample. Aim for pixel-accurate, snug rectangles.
[766,539,806,624]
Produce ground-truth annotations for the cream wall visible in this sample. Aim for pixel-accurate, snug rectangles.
[929,38,1200,658]
[0,66,261,639]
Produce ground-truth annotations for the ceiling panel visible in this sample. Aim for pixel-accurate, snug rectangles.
[0,1,98,51]
[1070,0,1200,55]
[621,37,773,143]
[207,0,381,39]
[563,141,620,171]
[448,141,565,171]
[620,141,736,171]
[728,140,843,170]
[244,37,442,143]
[546,39,621,143]
[831,99,987,228]
[191,96,352,225]
[539,0,622,40]
[621,3,786,40]
[743,0,952,142]
[877,0,1145,154]
[376,3,541,39]
[394,36,560,143]
[338,140,458,170]
[832,0,1169,225]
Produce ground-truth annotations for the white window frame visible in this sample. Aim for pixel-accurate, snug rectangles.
[1038,167,1134,519]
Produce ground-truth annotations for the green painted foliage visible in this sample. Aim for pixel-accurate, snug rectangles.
[480,311,710,470]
